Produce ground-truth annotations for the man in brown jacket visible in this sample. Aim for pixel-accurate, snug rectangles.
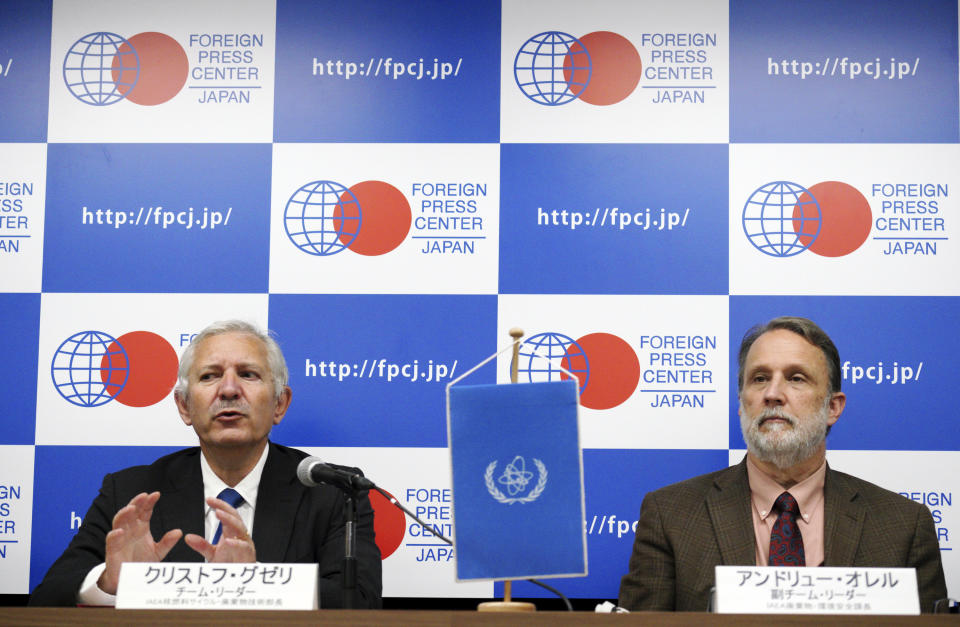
[619,316,947,612]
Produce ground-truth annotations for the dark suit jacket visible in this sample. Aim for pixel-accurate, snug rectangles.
[29,442,382,608]
[618,458,946,613]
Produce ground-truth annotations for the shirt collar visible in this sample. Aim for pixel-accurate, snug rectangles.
[199,443,270,509]
[746,455,826,524]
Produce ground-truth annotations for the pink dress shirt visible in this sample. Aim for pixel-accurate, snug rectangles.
[747,456,827,567]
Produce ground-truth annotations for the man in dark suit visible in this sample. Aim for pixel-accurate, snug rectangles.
[30,320,381,608]
[618,316,946,613]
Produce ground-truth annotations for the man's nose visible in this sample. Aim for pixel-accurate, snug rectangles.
[763,376,786,404]
[219,370,241,399]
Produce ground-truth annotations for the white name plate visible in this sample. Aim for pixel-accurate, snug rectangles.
[116,562,319,610]
[715,566,919,615]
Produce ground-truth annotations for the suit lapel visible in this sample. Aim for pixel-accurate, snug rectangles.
[252,443,304,562]
[823,466,864,566]
[706,460,756,564]
[155,449,205,562]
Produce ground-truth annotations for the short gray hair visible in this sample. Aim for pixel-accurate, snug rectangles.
[736,316,841,395]
[174,320,289,401]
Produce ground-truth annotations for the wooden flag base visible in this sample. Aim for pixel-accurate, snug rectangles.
[477,601,536,612]
[477,580,535,612]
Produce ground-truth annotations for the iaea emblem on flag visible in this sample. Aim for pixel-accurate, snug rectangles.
[485,456,547,504]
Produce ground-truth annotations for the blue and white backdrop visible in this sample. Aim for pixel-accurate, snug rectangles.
[0,0,957,601]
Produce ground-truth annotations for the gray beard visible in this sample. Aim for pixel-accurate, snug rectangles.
[739,399,829,469]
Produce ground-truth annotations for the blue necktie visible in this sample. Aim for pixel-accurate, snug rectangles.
[211,488,245,545]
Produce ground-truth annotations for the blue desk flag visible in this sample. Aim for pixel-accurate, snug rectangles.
[447,379,587,581]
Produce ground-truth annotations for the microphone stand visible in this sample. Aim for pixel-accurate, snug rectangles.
[342,490,359,609]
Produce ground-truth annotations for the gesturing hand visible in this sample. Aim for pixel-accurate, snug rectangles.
[99,492,182,595]
[183,495,257,563]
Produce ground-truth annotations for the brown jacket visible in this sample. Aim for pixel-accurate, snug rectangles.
[618,458,947,612]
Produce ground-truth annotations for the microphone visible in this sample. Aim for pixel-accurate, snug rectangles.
[297,456,374,491]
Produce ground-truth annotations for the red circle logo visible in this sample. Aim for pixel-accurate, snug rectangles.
[337,181,412,256]
[99,331,178,407]
[565,31,642,106]
[112,32,188,105]
[793,181,872,257]
[368,489,407,559]
[562,332,640,410]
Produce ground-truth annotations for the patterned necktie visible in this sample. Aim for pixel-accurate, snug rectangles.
[768,491,805,566]
[211,487,245,545]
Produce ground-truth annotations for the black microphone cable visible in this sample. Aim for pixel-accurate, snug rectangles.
[373,486,452,544]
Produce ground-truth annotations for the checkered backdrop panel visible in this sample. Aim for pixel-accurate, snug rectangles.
[0,0,957,601]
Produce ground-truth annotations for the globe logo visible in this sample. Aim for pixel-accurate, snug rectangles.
[517,332,590,392]
[284,181,363,256]
[63,32,139,106]
[742,181,823,257]
[514,31,591,106]
[51,331,130,407]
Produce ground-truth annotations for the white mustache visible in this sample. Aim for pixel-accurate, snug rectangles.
[754,407,797,427]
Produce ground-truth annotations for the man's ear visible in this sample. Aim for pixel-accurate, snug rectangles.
[175,391,193,426]
[272,387,292,426]
[826,391,846,427]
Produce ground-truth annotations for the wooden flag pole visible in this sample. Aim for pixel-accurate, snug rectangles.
[477,328,536,613]
[509,327,523,384]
